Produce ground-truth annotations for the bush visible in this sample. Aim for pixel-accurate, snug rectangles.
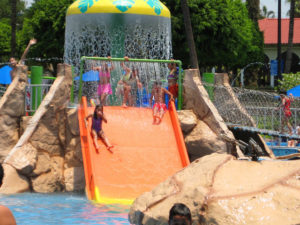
[277,72,300,92]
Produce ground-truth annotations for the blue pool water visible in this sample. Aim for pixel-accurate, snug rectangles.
[0,192,130,225]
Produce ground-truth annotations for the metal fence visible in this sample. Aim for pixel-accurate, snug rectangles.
[245,106,300,132]
[25,84,52,114]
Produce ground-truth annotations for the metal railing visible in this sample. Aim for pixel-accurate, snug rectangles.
[245,106,300,132]
[25,84,52,114]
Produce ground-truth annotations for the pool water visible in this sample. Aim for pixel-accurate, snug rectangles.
[0,192,131,225]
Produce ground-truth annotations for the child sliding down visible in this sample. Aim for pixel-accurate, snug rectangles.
[85,105,114,152]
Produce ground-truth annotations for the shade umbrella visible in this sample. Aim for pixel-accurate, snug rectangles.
[287,85,300,97]
[0,65,12,84]
[74,70,99,82]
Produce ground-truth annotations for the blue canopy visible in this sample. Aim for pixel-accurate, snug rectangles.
[287,85,300,97]
[0,65,12,84]
[74,70,99,82]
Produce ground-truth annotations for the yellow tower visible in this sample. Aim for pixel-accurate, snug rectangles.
[67,0,170,18]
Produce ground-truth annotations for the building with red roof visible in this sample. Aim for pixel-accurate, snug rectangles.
[258,18,300,72]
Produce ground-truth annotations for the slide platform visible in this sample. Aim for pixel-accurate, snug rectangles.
[78,97,189,205]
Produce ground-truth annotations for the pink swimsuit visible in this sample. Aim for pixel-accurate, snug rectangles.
[98,71,112,95]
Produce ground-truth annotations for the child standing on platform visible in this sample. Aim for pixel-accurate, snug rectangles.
[93,56,114,106]
[85,105,113,152]
[167,61,179,99]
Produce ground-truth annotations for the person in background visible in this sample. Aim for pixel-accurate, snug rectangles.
[127,67,142,106]
[168,203,192,225]
[85,104,113,152]
[150,80,173,124]
[120,57,132,107]
[9,38,37,81]
[279,93,294,134]
[93,56,114,105]
[167,61,179,100]
[0,164,17,225]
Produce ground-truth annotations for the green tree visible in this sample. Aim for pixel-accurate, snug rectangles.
[286,0,300,17]
[19,0,74,59]
[0,20,11,61]
[162,0,264,71]
[0,0,25,60]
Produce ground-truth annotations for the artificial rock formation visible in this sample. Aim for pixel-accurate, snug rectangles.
[0,65,27,161]
[129,153,300,225]
[1,64,84,194]
[182,69,242,159]
[177,110,227,161]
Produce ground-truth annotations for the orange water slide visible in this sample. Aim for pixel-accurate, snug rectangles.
[78,97,190,204]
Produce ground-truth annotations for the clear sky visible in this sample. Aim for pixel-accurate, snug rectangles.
[25,0,290,18]
[260,0,290,18]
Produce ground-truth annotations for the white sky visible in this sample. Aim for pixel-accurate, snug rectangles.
[260,0,290,18]
[25,0,290,18]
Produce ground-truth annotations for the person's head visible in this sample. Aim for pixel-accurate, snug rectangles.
[93,104,103,118]
[132,67,138,77]
[9,57,17,67]
[168,60,176,70]
[169,203,192,225]
[280,94,285,99]
[153,80,162,89]
[0,163,4,186]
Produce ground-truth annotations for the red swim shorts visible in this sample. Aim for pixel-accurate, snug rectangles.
[153,103,167,112]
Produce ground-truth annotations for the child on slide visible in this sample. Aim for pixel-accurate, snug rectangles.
[150,80,174,124]
[85,104,113,152]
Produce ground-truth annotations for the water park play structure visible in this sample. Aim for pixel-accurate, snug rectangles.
[0,0,299,211]
[75,55,189,204]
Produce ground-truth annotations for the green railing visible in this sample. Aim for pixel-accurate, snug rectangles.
[75,57,183,110]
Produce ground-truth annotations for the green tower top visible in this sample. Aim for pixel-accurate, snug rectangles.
[67,0,171,18]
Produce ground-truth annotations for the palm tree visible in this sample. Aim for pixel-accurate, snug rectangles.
[286,0,300,17]
[11,0,17,56]
[261,5,275,18]
[246,0,260,22]
[284,0,295,73]
[180,0,199,69]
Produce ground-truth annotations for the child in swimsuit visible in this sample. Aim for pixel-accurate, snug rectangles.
[167,61,179,99]
[93,57,114,105]
[150,80,173,124]
[120,58,132,107]
[127,67,142,106]
[85,105,113,152]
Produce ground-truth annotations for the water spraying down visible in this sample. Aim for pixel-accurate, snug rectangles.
[64,0,172,75]
[74,57,182,108]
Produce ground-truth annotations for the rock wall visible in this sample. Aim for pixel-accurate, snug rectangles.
[129,153,300,225]
[0,65,27,161]
[182,69,243,159]
[0,64,84,194]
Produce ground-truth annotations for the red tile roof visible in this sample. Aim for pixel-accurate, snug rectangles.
[258,18,300,44]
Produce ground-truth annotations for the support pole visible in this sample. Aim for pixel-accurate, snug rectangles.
[30,66,43,112]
